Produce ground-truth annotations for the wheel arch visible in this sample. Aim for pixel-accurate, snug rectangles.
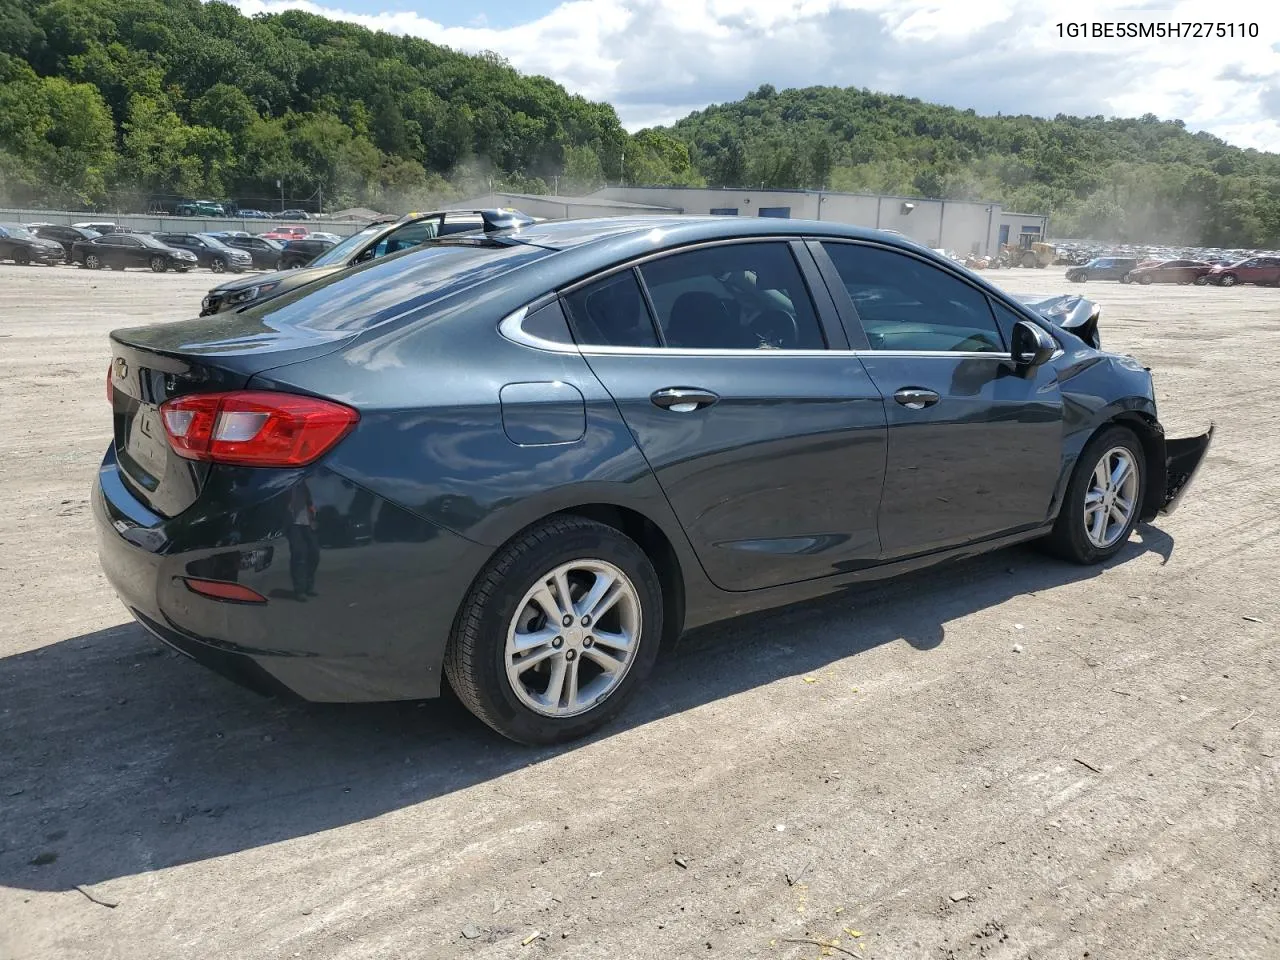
[538,502,688,647]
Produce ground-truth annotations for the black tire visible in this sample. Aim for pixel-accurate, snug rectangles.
[1219,273,1237,287]
[210,258,226,273]
[444,516,663,745]
[150,256,167,273]
[1193,275,1209,286]
[1043,425,1145,564]
[83,254,101,270]
[14,249,31,266]
[1138,273,1152,285]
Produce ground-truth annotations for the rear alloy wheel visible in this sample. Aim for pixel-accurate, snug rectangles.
[1219,273,1238,287]
[445,516,663,745]
[150,256,168,273]
[210,258,226,273]
[1044,426,1145,564]
[83,254,101,270]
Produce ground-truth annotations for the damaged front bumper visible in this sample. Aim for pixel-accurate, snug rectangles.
[1162,424,1214,513]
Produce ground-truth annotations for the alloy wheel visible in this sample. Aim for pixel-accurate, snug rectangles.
[211,259,225,273]
[1220,274,1237,286]
[1083,446,1140,549]
[504,558,642,718]
[85,254,100,269]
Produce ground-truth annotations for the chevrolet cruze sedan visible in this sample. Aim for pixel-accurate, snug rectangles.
[95,217,1211,744]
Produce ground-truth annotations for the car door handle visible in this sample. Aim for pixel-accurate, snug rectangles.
[651,387,719,413]
[893,387,940,410]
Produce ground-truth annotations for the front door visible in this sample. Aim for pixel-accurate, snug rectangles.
[562,241,887,592]
[818,241,1063,557]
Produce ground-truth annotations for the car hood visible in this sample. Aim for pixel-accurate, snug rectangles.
[209,264,343,297]
[1017,293,1102,349]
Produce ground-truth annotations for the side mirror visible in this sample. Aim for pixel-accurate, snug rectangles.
[1011,320,1056,369]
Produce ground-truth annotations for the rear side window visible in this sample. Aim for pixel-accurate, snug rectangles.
[562,270,660,348]
[638,242,825,350]
[821,242,1004,353]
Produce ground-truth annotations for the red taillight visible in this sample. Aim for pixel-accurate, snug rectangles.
[107,361,114,404]
[183,578,267,603]
[159,391,358,467]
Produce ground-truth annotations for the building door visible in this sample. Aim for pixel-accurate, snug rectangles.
[998,224,1010,247]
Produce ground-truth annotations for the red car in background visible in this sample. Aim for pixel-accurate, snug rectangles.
[1126,259,1215,285]
[1207,256,1280,287]
[259,225,309,241]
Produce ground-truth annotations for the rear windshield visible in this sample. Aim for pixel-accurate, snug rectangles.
[244,241,551,332]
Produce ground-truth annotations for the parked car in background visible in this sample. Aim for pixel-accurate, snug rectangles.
[72,233,197,272]
[175,200,226,217]
[279,209,312,220]
[200,208,534,314]
[1065,257,1141,283]
[154,233,253,273]
[307,231,342,244]
[278,237,337,269]
[1125,259,1215,285]
[98,216,1212,744]
[73,221,120,234]
[29,223,101,261]
[0,223,66,264]
[236,209,272,220]
[260,225,309,241]
[1207,256,1280,287]
[212,233,284,270]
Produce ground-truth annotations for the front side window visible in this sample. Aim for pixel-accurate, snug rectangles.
[821,242,1004,353]
[638,242,825,350]
[373,220,440,258]
[562,270,660,349]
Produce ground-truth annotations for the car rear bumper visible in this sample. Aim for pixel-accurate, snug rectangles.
[93,447,493,702]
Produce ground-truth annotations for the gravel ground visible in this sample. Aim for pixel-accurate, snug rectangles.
[0,263,1277,960]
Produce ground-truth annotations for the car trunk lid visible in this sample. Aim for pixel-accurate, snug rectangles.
[109,315,358,517]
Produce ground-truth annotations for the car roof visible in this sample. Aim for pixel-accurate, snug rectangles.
[492,215,936,254]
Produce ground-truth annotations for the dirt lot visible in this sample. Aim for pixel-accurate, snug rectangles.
[0,263,1277,960]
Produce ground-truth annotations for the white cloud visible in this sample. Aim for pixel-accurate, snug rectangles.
[229,0,1280,150]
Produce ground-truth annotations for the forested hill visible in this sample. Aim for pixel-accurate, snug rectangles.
[665,85,1280,245]
[1,0,1277,245]
[0,0,701,211]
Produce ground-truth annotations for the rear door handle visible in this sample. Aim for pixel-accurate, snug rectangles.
[651,387,719,413]
[893,387,940,410]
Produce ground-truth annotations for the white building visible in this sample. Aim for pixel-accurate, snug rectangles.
[458,186,1048,257]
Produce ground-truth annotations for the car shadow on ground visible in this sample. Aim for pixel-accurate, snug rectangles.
[0,527,1173,893]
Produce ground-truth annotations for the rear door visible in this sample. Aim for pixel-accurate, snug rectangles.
[563,239,888,592]
[816,240,1063,557]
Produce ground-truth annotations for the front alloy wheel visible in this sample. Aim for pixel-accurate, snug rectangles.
[150,256,168,273]
[210,258,226,273]
[1044,426,1145,564]
[1219,273,1238,286]
[1083,447,1140,549]
[445,515,663,745]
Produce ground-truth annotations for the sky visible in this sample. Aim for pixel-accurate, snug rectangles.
[230,0,1280,152]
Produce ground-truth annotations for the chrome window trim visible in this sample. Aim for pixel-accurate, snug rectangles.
[499,305,1013,360]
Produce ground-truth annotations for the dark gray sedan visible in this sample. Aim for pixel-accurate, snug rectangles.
[95,217,1211,744]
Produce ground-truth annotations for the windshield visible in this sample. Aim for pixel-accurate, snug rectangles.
[196,233,233,252]
[309,225,384,267]
[138,235,169,249]
[81,228,101,239]
[246,242,549,332]
[1,224,36,240]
